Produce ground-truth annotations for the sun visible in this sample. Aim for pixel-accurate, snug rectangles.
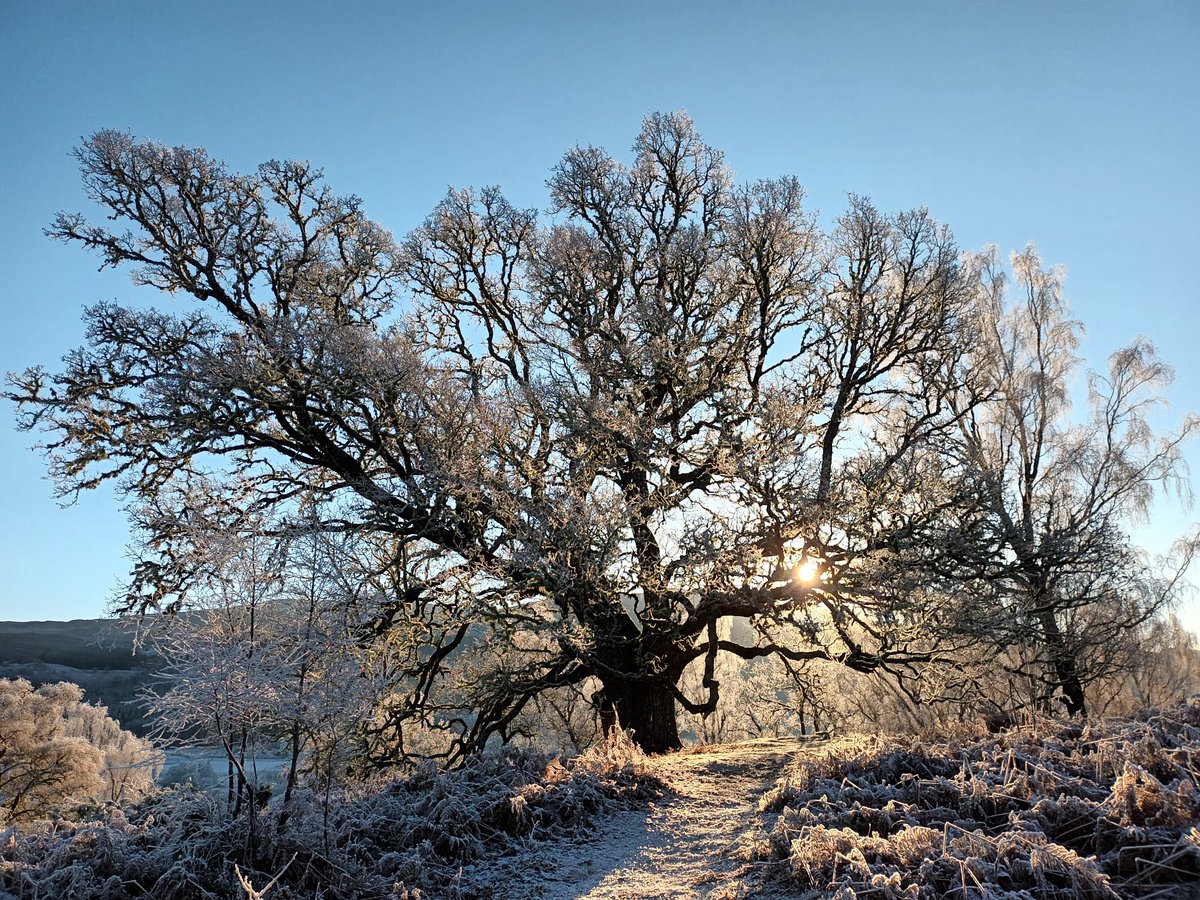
[794,557,821,584]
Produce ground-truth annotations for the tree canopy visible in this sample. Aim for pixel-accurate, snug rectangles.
[0,678,160,822]
[8,113,1195,755]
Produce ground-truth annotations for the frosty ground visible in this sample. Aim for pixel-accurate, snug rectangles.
[467,736,808,899]
[5,705,1200,898]
[466,707,1200,900]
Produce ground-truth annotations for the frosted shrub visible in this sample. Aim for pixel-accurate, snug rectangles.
[0,734,664,898]
[751,701,1200,898]
[0,679,160,823]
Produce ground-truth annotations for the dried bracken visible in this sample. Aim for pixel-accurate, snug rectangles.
[0,730,664,899]
[751,701,1200,898]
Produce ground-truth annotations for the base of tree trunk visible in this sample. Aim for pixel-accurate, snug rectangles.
[608,680,682,754]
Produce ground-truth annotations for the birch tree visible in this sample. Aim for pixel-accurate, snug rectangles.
[953,247,1198,715]
[147,519,376,824]
[0,679,159,823]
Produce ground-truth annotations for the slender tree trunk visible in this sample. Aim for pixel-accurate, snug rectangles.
[232,727,248,818]
[605,679,682,754]
[278,723,303,831]
[284,723,302,805]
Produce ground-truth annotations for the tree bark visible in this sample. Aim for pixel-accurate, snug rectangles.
[1037,608,1087,716]
[605,679,682,754]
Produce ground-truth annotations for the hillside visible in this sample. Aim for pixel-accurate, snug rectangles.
[0,619,137,668]
[0,618,158,734]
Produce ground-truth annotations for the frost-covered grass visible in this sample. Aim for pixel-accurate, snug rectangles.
[0,731,664,899]
[750,701,1200,898]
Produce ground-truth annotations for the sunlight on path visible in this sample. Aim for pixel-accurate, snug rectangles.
[474,736,822,899]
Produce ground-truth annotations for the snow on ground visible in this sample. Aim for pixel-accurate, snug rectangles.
[466,709,1200,899]
[11,712,1199,897]
[466,736,820,899]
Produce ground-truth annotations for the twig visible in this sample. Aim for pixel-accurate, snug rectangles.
[234,853,297,899]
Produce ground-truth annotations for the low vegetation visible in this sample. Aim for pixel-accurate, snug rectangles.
[749,701,1200,898]
[0,730,662,899]
[6,699,1200,897]
[0,678,160,825]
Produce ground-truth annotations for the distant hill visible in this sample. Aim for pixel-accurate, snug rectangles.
[0,618,141,668]
[0,618,160,734]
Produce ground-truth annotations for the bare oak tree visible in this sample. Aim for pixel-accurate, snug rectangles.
[8,115,997,754]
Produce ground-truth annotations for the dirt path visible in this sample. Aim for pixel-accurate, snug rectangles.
[470,736,810,899]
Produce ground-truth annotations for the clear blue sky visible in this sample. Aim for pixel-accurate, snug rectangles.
[2,0,1198,626]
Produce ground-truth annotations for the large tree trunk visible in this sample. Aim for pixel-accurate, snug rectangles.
[603,679,682,754]
[1037,609,1087,717]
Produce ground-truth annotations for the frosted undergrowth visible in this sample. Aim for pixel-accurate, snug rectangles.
[0,730,665,899]
[746,701,1200,898]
